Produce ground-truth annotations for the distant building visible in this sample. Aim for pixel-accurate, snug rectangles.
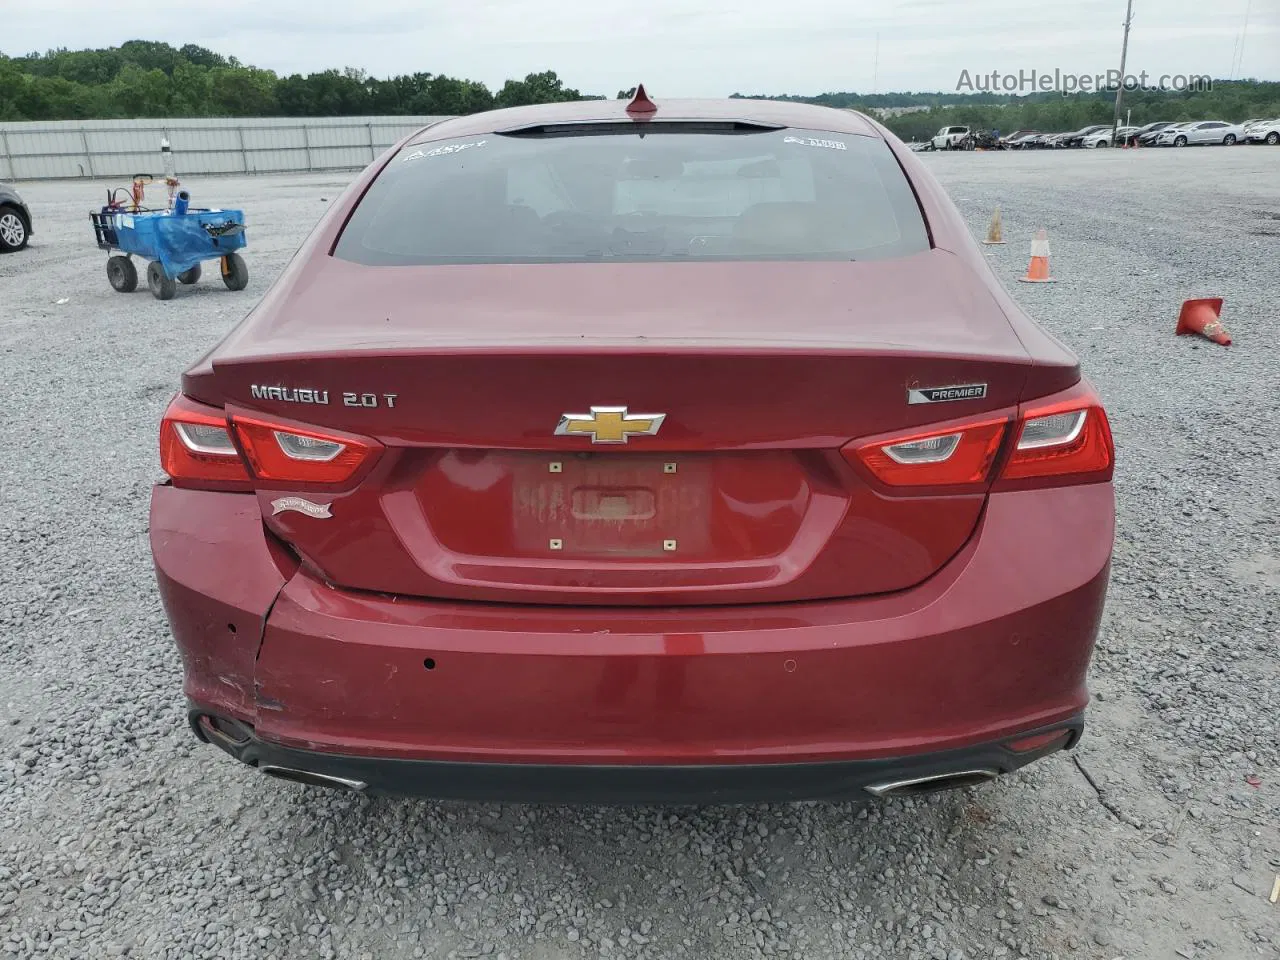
[869,105,933,118]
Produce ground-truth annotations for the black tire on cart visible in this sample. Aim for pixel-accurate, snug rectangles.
[220,252,249,291]
[177,264,202,284]
[107,255,138,293]
[147,261,177,301]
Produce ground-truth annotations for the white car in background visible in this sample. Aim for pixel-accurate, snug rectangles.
[1244,119,1280,145]
[1082,126,1139,148]
[931,125,971,150]
[1155,121,1245,146]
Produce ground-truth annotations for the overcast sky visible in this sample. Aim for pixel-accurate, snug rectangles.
[3,0,1277,96]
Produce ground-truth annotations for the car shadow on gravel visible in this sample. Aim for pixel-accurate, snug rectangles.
[241,776,1025,959]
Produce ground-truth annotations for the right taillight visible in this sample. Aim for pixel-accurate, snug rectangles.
[849,418,1008,489]
[999,389,1114,484]
[844,381,1113,491]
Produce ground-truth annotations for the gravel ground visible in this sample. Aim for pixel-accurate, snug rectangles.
[1,146,1277,960]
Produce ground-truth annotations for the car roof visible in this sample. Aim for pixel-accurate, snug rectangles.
[407,97,883,145]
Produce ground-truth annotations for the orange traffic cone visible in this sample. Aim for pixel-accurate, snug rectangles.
[1018,228,1055,283]
[1175,297,1231,346]
[982,206,1007,244]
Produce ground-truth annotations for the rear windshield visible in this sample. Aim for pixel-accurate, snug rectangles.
[334,125,930,265]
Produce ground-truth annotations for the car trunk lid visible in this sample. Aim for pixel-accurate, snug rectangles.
[207,251,1073,605]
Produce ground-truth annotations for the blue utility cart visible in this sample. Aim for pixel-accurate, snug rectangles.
[90,201,248,300]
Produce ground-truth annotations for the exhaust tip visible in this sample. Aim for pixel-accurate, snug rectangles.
[865,768,998,798]
[259,765,367,792]
[194,713,253,748]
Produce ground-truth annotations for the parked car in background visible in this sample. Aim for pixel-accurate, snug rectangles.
[1000,129,1037,146]
[1149,122,1193,145]
[1083,126,1138,148]
[1003,131,1041,149]
[1132,121,1177,146]
[1155,121,1244,146]
[1245,119,1280,145]
[0,183,32,252]
[931,125,972,150]
[1059,125,1112,148]
[970,129,1005,150]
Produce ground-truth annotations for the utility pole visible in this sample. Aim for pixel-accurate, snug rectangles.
[1232,0,1252,77]
[1111,0,1135,145]
[872,33,880,95]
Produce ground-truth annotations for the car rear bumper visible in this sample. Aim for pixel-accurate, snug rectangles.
[190,706,1083,803]
[151,481,1113,800]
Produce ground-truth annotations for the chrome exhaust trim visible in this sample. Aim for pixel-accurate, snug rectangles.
[259,765,368,792]
[864,768,998,798]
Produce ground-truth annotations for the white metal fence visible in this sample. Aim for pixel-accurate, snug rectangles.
[0,116,453,181]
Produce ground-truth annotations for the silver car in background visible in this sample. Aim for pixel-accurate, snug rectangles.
[0,183,33,253]
[1244,119,1280,145]
[1155,121,1245,146]
[1083,126,1139,148]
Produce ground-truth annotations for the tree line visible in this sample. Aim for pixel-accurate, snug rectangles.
[0,41,596,120]
[1,40,1277,141]
[734,83,1280,141]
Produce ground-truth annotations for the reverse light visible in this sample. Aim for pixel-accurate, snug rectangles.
[273,431,344,462]
[1016,410,1085,449]
[232,415,382,486]
[883,433,961,464]
[160,395,252,490]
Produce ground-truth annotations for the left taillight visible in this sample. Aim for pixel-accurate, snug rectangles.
[159,395,384,490]
[160,394,253,491]
[230,414,382,486]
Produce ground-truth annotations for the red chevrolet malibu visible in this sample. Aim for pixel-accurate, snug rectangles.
[150,91,1115,802]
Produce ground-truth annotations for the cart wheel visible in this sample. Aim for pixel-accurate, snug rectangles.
[177,264,202,285]
[147,261,177,301]
[107,256,138,293]
[220,253,249,291]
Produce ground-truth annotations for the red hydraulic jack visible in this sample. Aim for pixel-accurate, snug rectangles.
[1175,297,1232,346]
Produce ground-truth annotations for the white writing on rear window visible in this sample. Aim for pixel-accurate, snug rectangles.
[402,140,488,162]
[783,136,847,150]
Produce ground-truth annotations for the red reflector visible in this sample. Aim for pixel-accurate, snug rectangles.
[159,395,252,491]
[845,418,1007,488]
[1006,729,1071,753]
[232,415,382,487]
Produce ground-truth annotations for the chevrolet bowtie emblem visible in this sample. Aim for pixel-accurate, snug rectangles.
[555,406,666,444]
